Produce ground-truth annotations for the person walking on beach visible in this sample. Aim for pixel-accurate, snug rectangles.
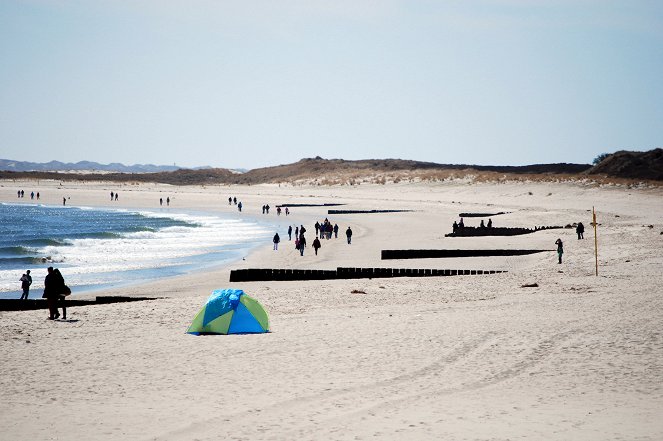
[160,198,163,206]
[488,218,493,228]
[228,197,232,205]
[295,226,299,238]
[288,225,292,241]
[19,270,32,300]
[298,234,306,256]
[333,224,339,238]
[110,191,114,201]
[312,237,321,255]
[315,221,320,238]
[346,226,353,244]
[166,197,170,206]
[63,197,67,206]
[555,238,564,264]
[285,207,289,216]
[115,192,118,201]
[37,192,40,200]
[273,232,280,250]
[238,201,242,212]
[576,222,585,240]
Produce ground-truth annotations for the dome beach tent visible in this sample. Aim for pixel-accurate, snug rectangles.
[187,289,269,335]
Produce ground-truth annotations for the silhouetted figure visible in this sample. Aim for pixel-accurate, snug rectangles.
[273,233,280,250]
[315,222,320,238]
[452,221,458,233]
[333,224,339,238]
[63,197,66,206]
[576,222,585,240]
[285,207,290,216]
[288,225,292,240]
[166,197,170,206]
[238,201,242,212]
[555,238,564,264]
[30,192,34,200]
[346,227,353,244]
[458,218,464,229]
[43,267,60,319]
[36,192,40,200]
[160,198,163,206]
[110,191,114,201]
[295,226,299,238]
[233,197,237,205]
[277,207,281,216]
[262,205,266,214]
[265,204,270,214]
[115,193,118,201]
[228,197,232,205]
[298,234,306,256]
[19,270,32,300]
[480,220,485,228]
[488,218,492,228]
[312,237,321,255]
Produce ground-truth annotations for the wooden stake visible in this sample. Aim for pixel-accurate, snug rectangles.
[593,206,598,276]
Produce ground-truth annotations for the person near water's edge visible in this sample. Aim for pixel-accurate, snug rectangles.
[555,238,564,264]
[19,270,32,300]
[43,267,59,319]
[346,227,352,244]
[273,232,280,250]
[288,225,292,240]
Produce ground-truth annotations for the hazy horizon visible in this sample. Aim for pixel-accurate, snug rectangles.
[2,1,662,170]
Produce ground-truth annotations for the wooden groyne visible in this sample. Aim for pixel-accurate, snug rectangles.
[229,267,506,282]
[381,249,551,259]
[0,296,156,312]
[445,226,564,237]
[327,209,413,215]
[458,212,509,217]
[276,203,346,208]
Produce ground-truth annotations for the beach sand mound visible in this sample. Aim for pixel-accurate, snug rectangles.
[587,148,663,181]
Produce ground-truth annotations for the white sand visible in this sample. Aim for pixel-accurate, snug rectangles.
[1,178,662,440]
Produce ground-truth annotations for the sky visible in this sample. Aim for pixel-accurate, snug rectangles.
[1,1,662,170]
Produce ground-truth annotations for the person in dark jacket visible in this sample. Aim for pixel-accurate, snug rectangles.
[312,237,321,255]
[19,270,32,300]
[273,233,280,250]
[43,267,60,319]
[287,225,292,240]
[346,227,353,244]
[576,222,585,240]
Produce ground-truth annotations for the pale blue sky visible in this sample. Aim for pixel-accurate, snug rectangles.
[1,1,662,169]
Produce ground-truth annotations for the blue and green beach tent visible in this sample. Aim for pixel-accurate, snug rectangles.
[187,289,269,335]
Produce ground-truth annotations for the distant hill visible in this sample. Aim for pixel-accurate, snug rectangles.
[0,159,210,173]
[586,148,663,181]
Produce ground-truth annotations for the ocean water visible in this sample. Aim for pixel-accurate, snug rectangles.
[0,203,271,299]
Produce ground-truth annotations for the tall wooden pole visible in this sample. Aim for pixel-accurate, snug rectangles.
[593,206,598,276]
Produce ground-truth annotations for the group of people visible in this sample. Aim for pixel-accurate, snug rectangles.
[19,267,70,320]
[17,190,40,200]
[452,217,493,233]
[159,197,171,206]
[315,219,338,239]
[109,191,119,201]
[273,222,353,256]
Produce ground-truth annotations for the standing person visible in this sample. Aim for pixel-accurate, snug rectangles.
[346,226,353,244]
[30,192,34,200]
[488,218,493,228]
[273,232,280,250]
[19,270,32,300]
[62,197,66,206]
[262,205,266,214]
[314,221,320,238]
[266,204,270,214]
[333,224,339,238]
[277,207,281,216]
[110,191,114,201]
[555,238,564,264]
[115,192,118,201]
[458,218,464,229]
[36,192,40,200]
[288,225,292,241]
[298,234,306,256]
[166,197,170,206]
[312,237,321,255]
[285,207,289,216]
[52,268,69,320]
[238,201,242,212]
[295,226,299,238]
[480,219,485,228]
[228,197,232,205]
[43,267,60,320]
[576,222,585,240]
[160,198,163,206]
[233,197,237,205]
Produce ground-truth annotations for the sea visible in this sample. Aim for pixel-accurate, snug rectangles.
[0,203,272,299]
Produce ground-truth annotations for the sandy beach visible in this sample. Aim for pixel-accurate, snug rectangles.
[1,178,662,440]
